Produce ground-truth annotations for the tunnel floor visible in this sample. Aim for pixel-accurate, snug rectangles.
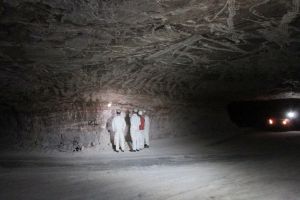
[1,131,300,200]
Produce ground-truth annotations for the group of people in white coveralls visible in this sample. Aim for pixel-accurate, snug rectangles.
[111,108,150,152]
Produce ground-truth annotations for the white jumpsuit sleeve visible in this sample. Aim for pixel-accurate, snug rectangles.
[112,118,115,132]
[123,118,126,132]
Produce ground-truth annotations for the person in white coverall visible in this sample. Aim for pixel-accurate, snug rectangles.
[130,109,140,152]
[112,110,126,152]
[143,110,150,148]
[138,110,145,150]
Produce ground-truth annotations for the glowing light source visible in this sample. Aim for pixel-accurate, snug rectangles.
[282,119,289,125]
[286,111,297,119]
[268,119,274,125]
[107,102,112,107]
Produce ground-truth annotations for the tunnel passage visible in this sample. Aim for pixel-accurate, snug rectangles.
[2,1,300,200]
[0,0,300,151]
[228,98,300,130]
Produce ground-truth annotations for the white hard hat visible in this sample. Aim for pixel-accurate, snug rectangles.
[133,108,138,113]
[138,110,143,115]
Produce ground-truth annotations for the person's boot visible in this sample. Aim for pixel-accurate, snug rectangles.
[130,149,136,152]
[144,144,149,148]
[121,149,124,152]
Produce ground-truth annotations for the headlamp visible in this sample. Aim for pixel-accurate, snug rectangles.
[286,111,297,119]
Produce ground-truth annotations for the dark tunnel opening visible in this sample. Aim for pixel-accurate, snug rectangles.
[228,98,300,130]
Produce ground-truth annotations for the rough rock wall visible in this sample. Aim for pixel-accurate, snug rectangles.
[0,0,299,151]
[0,92,237,152]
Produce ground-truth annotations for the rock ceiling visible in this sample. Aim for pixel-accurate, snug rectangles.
[0,0,300,110]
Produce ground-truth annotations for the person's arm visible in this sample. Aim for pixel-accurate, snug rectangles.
[122,119,126,132]
[112,118,115,132]
[144,116,149,129]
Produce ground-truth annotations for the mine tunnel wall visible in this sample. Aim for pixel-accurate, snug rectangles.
[0,97,238,151]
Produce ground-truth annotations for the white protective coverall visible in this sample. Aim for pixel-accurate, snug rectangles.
[144,115,150,146]
[130,113,140,151]
[112,114,126,151]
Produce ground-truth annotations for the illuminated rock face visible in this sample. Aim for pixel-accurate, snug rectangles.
[0,0,299,150]
[0,92,237,151]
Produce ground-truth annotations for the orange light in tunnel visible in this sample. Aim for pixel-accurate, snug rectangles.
[282,119,289,126]
[268,119,274,125]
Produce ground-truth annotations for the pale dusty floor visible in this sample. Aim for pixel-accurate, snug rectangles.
[1,131,300,200]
